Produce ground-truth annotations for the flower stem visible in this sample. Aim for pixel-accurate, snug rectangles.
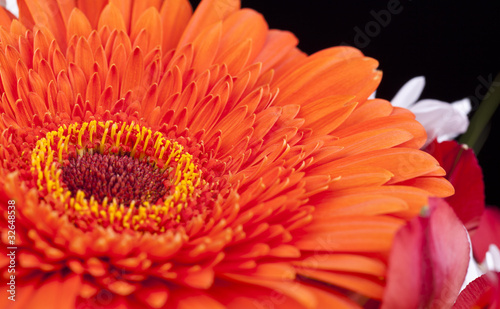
[459,72,500,153]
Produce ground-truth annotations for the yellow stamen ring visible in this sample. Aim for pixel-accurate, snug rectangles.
[30,121,204,233]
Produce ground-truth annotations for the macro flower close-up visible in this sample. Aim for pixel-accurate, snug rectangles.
[0,0,499,309]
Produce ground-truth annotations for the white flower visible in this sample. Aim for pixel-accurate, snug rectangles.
[1,0,18,17]
[391,76,471,147]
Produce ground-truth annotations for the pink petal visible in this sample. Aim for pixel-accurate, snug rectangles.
[382,198,470,309]
[428,198,470,308]
[391,76,425,108]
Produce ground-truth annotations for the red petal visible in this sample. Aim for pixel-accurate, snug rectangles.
[382,198,470,309]
[454,272,500,309]
[471,207,500,262]
[425,140,485,232]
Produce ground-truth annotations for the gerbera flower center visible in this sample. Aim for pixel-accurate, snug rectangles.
[29,120,211,233]
[62,153,168,206]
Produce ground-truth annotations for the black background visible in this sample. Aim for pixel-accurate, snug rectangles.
[189,0,500,206]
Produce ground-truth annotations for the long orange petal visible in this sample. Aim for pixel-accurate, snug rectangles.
[76,0,107,28]
[98,2,127,34]
[295,215,404,252]
[159,0,192,52]
[177,0,239,47]
[0,6,14,29]
[131,7,162,53]
[22,0,67,49]
[67,8,92,42]
[294,253,386,277]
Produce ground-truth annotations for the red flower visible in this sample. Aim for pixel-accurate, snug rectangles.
[425,139,485,233]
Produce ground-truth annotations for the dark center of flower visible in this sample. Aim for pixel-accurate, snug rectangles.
[62,153,168,206]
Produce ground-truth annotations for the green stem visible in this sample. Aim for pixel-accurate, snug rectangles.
[459,72,500,153]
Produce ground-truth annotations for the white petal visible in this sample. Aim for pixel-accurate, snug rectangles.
[408,99,449,113]
[3,0,18,17]
[452,98,472,116]
[485,244,500,272]
[409,99,469,145]
[368,90,376,100]
[391,76,426,108]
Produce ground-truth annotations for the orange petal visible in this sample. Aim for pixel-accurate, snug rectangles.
[273,46,363,88]
[22,274,81,308]
[77,0,107,28]
[214,38,252,75]
[254,29,299,73]
[316,148,442,184]
[339,98,394,128]
[295,215,404,252]
[177,0,240,47]
[171,290,225,309]
[67,8,92,42]
[328,128,414,160]
[297,269,384,299]
[336,185,432,217]
[302,96,358,136]
[56,0,75,24]
[0,277,36,308]
[22,0,67,49]
[131,7,162,53]
[74,37,94,79]
[136,282,169,308]
[190,22,222,75]
[273,56,380,107]
[306,285,363,309]
[159,0,192,52]
[335,115,427,150]
[223,274,317,309]
[0,6,14,29]
[312,192,408,216]
[294,253,386,277]
[98,2,127,34]
[397,177,454,197]
[130,0,162,29]
[310,165,392,190]
[218,9,268,62]
[103,2,127,33]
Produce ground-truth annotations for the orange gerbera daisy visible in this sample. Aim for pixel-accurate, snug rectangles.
[0,0,453,308]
